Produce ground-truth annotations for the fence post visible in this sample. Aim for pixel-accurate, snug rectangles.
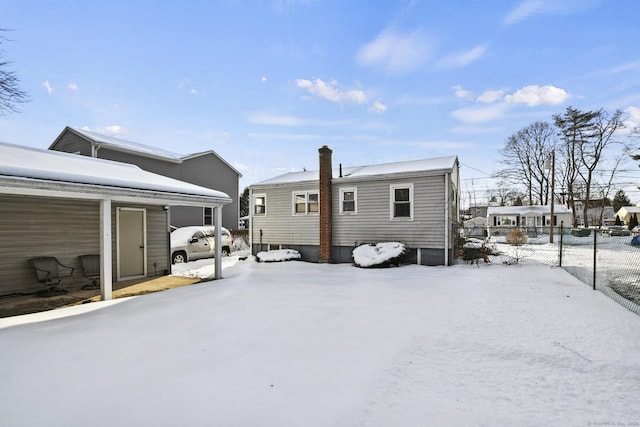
[559,221,563,267]
[593,229,597,290]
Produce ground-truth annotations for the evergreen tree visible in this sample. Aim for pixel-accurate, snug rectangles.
[629,214,639,230]
[615,215,622,226]
[239,187,249,217]
[612,189,630,212]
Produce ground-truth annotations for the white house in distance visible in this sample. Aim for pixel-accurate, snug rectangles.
[614,205,640,225]
[487,205,573,237]
[249,146,460,266]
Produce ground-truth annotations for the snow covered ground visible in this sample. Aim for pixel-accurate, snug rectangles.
[1,257,639,426]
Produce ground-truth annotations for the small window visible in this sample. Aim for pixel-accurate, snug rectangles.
[340,188,357,214]
[390,184,413,220]
[203,207,213,225]
[254,194,266,215]
[293,191,319,215]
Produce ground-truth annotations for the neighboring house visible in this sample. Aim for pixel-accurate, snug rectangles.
[463,216,487,238]
[0,142,231,299]
[614,205,640,225]
[49,126,241,230]
[487,205,573,236]
[249,146,459,266]
[573,199,615,227]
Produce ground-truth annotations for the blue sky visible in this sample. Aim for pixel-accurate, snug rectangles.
[2,0,640,202]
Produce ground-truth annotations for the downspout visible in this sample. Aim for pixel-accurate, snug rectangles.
[165,205,171,275]
[444,172,450,266]
[91,143,101,158]
[248,187,253,256]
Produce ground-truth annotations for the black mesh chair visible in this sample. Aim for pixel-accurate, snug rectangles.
[78,254,101,290]
[29,257,74,296]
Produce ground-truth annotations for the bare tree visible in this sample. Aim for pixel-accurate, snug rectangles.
[497,121,556,205]
[0,29,28,115]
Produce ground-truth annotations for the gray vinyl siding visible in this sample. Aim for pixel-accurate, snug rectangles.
[250,166,458,265]
[333,175,447,248]
[0,195,100,295]
[0,195,170,296]
[251,184,320,247]
[51,130,240,230]
[49,132,92,156]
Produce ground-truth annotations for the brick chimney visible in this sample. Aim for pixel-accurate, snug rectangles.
[319,145,333,263]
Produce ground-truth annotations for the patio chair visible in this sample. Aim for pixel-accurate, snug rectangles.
[29,256,74,296]
[78,254,101,290]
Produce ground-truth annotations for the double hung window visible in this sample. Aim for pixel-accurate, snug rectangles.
[293,191,319,215]
[390,184,413,220]
[340,188,357,214]
[254,194,266,215]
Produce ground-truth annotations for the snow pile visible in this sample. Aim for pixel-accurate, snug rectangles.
[353,242,406,267]
[256,249,301,262]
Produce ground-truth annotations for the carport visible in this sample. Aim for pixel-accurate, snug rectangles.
[0,142,232,301]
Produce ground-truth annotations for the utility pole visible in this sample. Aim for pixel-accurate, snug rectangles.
[549,151,555,244]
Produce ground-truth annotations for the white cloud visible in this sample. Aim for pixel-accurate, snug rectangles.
[477,89,505,104]
[356,29,431,74]
[189,89,199,95]
[503,0,546,25]
[368,100,388,114]
[296,78,368,105]
[503,0,600,26]
[261,76,268,83]
[438,45,487,69]
[452,85,473,100]
[68,83,79,91]
[504,85,569,106]
[42,81,53,94]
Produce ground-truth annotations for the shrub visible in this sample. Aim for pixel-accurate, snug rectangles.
[506,228,527,246]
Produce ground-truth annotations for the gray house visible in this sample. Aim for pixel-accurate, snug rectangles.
[0,142,231,299]
[249,146,460,266]
[50,127,241,230]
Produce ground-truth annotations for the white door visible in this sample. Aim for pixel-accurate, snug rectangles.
[118,208,146,279]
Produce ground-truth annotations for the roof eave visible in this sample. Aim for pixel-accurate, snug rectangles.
[0,176,232,207]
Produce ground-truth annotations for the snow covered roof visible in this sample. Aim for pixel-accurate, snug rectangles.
[253,155,458,186]
[50,127,242,176]
[487,205,572,216]
[0,141,232,204]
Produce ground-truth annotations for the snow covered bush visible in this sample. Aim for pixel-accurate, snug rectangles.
[352,242,407,268]
[256,249,301,263]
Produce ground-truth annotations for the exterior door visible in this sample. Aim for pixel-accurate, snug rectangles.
[118,208,146,279]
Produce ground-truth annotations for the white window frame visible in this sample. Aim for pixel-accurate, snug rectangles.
[292,191,319,215]
[339,187,357,215]
[253,193,267,216]
[390,183,414,221]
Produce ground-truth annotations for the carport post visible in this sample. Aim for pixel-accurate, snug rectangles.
[100,198,113,300]
[214,206,223,280]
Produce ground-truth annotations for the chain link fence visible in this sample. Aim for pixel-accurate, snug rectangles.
[473,225,640,316]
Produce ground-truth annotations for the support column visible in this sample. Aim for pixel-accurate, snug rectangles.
[214,206,223,280]
[100,198,113,300]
